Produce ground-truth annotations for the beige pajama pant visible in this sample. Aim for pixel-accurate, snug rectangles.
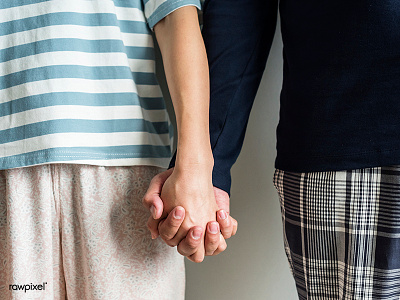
[0,164,185,300]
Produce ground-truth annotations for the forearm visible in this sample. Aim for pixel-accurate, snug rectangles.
[203,0,278,194]
[154,6,212,171]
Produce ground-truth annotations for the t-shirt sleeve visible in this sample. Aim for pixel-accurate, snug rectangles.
[143,0,202,30]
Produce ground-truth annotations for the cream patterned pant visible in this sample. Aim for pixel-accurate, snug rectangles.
[0,165,185,300]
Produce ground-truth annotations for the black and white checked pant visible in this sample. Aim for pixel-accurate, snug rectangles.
[274,166,400,300]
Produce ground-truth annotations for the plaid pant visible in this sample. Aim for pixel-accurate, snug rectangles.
[274,166,400,300]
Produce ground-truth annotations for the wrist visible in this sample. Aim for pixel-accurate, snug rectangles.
[175,149,214,171]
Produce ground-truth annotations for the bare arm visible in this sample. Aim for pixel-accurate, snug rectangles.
[155,6,213,170]
[150,6,217,262]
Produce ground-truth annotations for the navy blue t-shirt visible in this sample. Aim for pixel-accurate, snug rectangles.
[171,0,400,195]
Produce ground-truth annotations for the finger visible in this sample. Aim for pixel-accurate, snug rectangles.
[188,237,206,263]
[159,206,185,245]
[225,216,237,237]
[177,226,203,257]
[204,222,221,256]
[167,219,196,247]
[232,218,238,236]
[212,234,227,256]
[147,215,162,239]
[147,207,170,240]
[142,169,174,219]
[217,210,232,239]
[213,187,230,212]
[143,195,164,220]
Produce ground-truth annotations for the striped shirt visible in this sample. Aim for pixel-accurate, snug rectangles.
[0,0,201,170]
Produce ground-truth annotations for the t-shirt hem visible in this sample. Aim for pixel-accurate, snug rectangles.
[0,156,171,171]
[275,149,400,173]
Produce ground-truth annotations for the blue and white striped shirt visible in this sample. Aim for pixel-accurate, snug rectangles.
[0,0,200,170]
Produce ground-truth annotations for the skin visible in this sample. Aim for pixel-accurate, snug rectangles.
[143,169,238,261]
[142,6,237,262]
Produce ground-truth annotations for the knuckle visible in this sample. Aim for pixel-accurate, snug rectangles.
[160,231,175,241]
[223,218,231,227]
[169,240,179,247]
[205,246,218,256]
[146,219,153,229]
[219,243,227,252]
[189,254,204,263]
[177,246,192,257]
[193,257,204,263]
[187,239,200,250]
[206,238,218,247]
[177,247,186,256]
[219,220,230,230]
[222,231,232,239]
[163,237,177,247]
[205,250,214,256]
[159,226,177,240]
[212,240,219,248]
[221,226,231,234]
[142,195,155,208]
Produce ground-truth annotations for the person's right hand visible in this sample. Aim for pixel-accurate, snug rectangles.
[143,169,238,262]
[155,186,238,258]
[145,165,218,262]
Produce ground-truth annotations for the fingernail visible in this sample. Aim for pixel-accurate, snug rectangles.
[173,207,184,220]
[151,233,157,239]
[218,210,227,220]
[192,229,202,240]
[150,205,156,219]
[208,222,219,234]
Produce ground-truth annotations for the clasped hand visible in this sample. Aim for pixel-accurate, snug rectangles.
[142,168,238,262]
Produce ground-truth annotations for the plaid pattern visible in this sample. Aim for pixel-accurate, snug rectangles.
[273,166,400,300]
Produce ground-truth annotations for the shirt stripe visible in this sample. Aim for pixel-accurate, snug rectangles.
[0,2,145,23]
[1,119,169,144]
[1,39,155,63]
[1,26,153,49]
[0,93,165,118]
[0,106,168,130]
[1,132,171,157]
[0,53,156,77]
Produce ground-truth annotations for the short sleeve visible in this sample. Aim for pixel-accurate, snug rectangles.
[143,0,202,30]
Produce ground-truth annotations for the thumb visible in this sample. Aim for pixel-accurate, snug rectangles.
[142,168,174,219]
[149,195,164,219]
[213,186,230,213]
